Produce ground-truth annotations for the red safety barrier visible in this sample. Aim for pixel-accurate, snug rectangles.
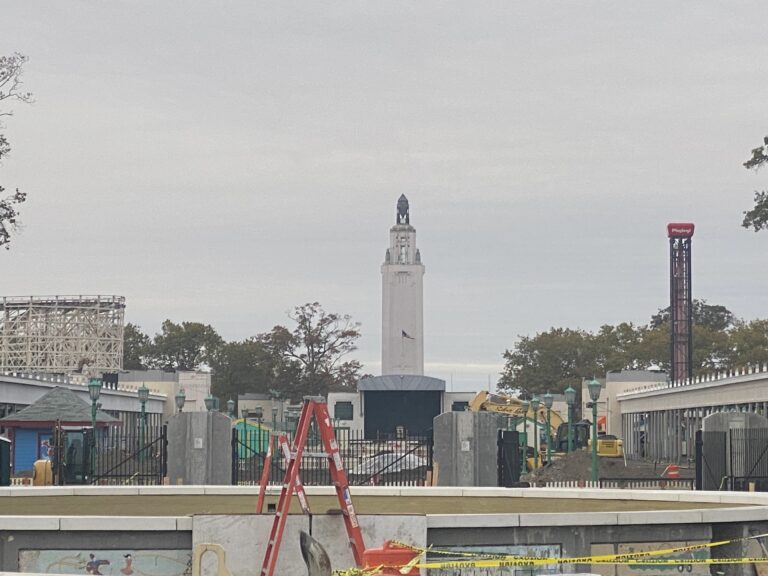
[665,464,680,479]
[363,541,421,575]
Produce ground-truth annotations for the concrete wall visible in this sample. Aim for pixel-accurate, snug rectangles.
[193,514,425,576]
[433,411,501,486]
[167,412,231,485]
[5,486,768,576]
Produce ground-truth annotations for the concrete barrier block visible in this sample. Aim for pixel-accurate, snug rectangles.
[138,485,206,495]
[724,492,768,504]
[193,514,309,576]
[348,486,401,497]
[676,491,724,503]
[314,514,427,570]
[70,486,140,496]
[700,506,768,523]
[60,516,178,531]
[519,511,619,526]
[398,486,462,497]
[203,486,260,495]
[616,509,703,525]
[427,513,520,528]
[522,489,591,500]
[10,487,74,497]
[0,515,60,530]
[460,488,526,497]
[303,486,337,497]
[620,490,682,502]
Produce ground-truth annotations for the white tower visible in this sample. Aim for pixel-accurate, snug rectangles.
[381,195,425,375]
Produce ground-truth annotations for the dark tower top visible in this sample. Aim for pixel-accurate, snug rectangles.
[396,194,410,225]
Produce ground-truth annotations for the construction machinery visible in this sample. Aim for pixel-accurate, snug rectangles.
[468,391,623,459]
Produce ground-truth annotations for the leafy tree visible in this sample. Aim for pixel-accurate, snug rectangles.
[499,328,603,397]
[210,337,299,404]
[727,319,768,368]
[265,302,362,401]
[148,320,223,371]
[498,302,746,396]
[0,52,32,249]
[123,323,152,370]
[650,299,735,331]
[742,136,768,232]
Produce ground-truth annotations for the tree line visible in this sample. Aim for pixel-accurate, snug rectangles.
[498,300,768,399]
[123,302,365,403]
[0,52,32,249]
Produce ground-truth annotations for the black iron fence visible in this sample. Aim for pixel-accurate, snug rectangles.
[89,425,167,485]
[232,427,432,486]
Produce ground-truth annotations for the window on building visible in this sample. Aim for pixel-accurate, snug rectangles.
[334,401,354,421]
[245,407,263,419]
[451,401,469,412]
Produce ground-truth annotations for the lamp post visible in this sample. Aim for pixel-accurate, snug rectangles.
[88,378,102,480]
[227,398,235,418]
[588,378,602,483]
[204,394,215,412]
[520,399,529,474]
[565,386,576,453]
[543,392,553,465]
[138,384,149,462]
[175,388,186,414]
[530,396,540,469]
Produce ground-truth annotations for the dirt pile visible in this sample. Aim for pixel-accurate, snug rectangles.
[523,450,694,482]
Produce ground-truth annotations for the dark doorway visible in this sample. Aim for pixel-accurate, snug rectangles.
[363,391,440,438]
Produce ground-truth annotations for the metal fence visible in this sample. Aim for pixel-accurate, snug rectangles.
[89,425,167,485]
[697,428,768,491]
[232,427,433,486]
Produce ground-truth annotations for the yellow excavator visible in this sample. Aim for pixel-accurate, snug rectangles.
[468,391,623,460]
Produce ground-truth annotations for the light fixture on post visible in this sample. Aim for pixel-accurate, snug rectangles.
[175,388,186,414]
[204,394,215,412]
[588,378,602,483]
[543,391,553,465]
[530,396,540,469]
[227,398,235,418]
[88,378,102,480]
[138,384,149,462]
[564,386,576,454]
[519,399,529,474]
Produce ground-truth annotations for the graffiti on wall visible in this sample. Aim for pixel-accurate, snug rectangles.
[425,544,566,576]
[19,549,192,576]
[590,541,710,576]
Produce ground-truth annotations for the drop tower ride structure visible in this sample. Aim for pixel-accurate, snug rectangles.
[668,223,694,385]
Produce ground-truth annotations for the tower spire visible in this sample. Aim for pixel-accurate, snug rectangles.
[396,194,410,225]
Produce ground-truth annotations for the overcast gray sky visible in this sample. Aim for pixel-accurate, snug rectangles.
[1,2,767,390]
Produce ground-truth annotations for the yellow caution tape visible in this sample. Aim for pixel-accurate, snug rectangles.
[414,557,768,570]
[355,532,768,572]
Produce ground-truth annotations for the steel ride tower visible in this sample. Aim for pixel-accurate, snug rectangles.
[667,223,694,385]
